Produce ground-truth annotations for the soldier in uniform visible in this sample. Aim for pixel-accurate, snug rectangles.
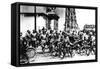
[41,29,47,53]
[31,30,37,48]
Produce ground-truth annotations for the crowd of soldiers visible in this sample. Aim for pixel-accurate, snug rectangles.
[20,27,96,62]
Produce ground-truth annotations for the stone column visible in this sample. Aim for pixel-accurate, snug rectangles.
[54,20,58,30]
[45,17,51,30]
[46,18,51,30]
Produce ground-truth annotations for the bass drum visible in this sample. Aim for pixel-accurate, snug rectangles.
[26,48,36,58]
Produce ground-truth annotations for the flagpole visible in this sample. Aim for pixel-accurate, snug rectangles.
[34,6,36,31]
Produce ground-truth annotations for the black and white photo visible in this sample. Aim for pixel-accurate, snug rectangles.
[11,2,97,66]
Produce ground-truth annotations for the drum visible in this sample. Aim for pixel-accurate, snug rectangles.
[26,48,36,58]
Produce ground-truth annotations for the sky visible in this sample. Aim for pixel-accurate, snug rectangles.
[75,8,95,30]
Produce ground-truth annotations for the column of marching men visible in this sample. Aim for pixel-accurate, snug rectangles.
[20,27,96,60]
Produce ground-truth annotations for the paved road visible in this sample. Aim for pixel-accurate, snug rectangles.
[29,53,95,63]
